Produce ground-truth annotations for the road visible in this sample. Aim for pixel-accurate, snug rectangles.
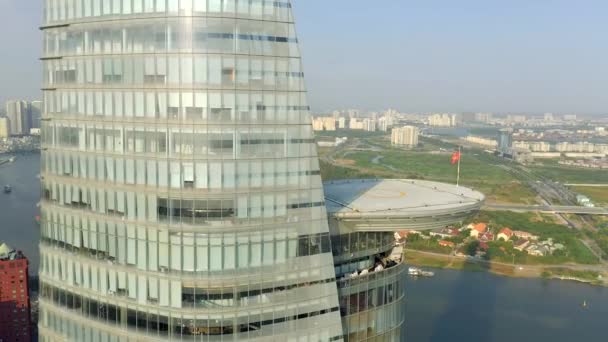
[484,203,608,215]
[565,184,608,187]
[495,163,604,237]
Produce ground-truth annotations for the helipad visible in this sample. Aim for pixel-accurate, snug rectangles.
[324,179,485,232]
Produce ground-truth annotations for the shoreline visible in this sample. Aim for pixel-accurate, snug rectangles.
[404,248,607,287]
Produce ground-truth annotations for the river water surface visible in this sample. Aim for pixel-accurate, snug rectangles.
[1,154,605,341]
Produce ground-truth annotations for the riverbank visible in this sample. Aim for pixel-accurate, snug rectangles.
[404,249,607,286]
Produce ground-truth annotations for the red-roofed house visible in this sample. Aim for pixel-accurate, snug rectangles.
[469,223,488,238]
[439,240,455,248]
[479,242,490,251]
[394,230,410,243]
[497,228,514,241]
[479,232,495,242]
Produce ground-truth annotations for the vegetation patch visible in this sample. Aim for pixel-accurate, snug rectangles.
[319,160,375,181]
[529,165,608,184]
[543,268,602,282]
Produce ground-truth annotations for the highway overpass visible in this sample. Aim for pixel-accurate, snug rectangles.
[484,203,608,215]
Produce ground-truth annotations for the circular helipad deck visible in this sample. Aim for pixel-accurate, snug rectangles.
[324,179,485,231]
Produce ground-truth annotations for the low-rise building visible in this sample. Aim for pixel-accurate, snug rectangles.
[526,245,550,257]
[479,232,495,242]
[429,227,459,239]
[513,231,539,241]
[514,239,530,251]
[0,242,32,342]
[497,228,514,241]
[394,230,411,243]
[524,238,564,257]
[439,240,455,248]
[469,223,488,238]
[464,136,498,148]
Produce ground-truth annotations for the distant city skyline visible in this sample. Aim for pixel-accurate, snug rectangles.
[2,0,608,115]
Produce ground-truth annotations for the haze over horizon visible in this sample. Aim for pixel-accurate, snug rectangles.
[1,0,607,115]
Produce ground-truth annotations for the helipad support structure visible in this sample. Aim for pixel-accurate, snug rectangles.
[324,179,484,340]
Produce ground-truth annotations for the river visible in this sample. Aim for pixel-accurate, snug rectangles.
[0,153,40,272]
[404,268,607,341]
[1,154,606,341]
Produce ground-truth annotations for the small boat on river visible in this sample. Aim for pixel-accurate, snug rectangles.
[409,267,435,277]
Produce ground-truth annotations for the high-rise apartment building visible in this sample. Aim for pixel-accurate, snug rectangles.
[0,243,32,342]
[391,126,419,147]
[498,128,514,153]
[428,113,456,127]
[312,117,337,131]
[349,118,365,130]
[0,117,10,139]
[30,100,43,130]
[363,118,376,132]
[39,1,347,340]
[474,112,493,123]
[377,117,389,132]
[507,115,527,124]
[5,100,30,135]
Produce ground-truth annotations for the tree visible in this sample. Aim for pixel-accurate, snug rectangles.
[408,234,422,243]
[465,240,480,256]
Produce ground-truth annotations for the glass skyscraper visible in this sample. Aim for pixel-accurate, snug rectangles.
[39,1,346,340]
[39,1,415,341]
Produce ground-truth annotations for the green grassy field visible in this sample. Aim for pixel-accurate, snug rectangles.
[317,132,606,205]
[338,150,536,204]
[529,165,608,184]
[406,238,453,254]
[404,250,517,276]
[588,230,608,256]
[319,160,376,181]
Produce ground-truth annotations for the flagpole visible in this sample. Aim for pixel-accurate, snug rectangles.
[456,146,461,187]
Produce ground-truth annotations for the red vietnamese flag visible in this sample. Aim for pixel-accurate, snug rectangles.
[451,151,461,165]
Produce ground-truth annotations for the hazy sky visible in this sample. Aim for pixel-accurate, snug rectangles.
[1,0,607,114]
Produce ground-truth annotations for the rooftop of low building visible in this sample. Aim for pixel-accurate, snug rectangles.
[0,242,24,261]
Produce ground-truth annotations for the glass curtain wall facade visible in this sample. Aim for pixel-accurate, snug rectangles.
[38,1,344,341]
[330,231,405,342]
